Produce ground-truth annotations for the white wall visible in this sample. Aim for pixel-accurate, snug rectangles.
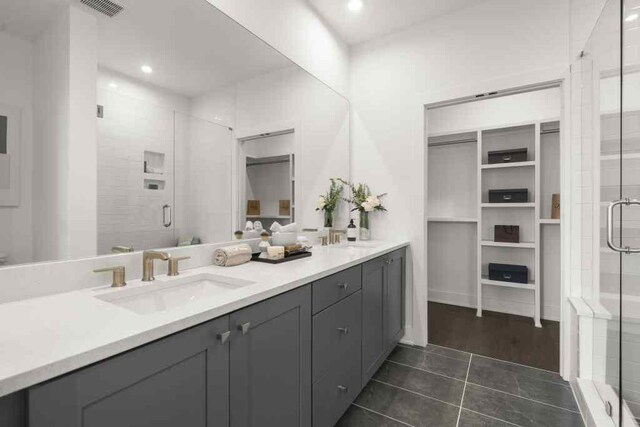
[350,0,570,345]
[0,32,34,265]
[206,0,350,97]
[32,5,98,262]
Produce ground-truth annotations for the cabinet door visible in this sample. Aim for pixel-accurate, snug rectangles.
[28,316,230,427]
[361,256,386,386]
[385,249,405,352]
[229,285,311,427]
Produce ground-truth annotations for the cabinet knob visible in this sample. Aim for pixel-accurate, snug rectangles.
[217,331,231,345]
[337,327,349,335]
[238,322,251,335]
[337,385,348,393]
[337,282,349,290]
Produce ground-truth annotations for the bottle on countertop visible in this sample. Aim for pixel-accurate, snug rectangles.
[347,219,357,242]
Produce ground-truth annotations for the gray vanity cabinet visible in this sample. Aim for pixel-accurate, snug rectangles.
[19,248,405,427]
[28,316,231,427]
[361,248,406,386]
[229,284,312,427]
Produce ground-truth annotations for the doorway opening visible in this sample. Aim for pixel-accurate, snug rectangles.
[425,85,565,372]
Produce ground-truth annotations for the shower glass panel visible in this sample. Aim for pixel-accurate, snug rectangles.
[174,112,233,246]
[584,0,640,424]
[582,0,623,423]
[621,0,640,424]
[97,88,176,255]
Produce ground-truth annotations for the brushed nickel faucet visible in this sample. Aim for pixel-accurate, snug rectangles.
[142,251,171,282]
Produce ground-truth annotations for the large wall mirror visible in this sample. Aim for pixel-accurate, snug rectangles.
[0,0,349,267]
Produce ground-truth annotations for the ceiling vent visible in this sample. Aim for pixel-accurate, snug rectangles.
[80,0,124,17]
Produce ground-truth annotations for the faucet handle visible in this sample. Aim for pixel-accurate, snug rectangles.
[168,256,191,276]
[94,266,127,287]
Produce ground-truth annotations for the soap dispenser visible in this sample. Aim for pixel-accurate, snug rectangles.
[347,219,357,242]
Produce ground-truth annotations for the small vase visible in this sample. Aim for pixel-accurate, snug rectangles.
[359,211,371,241]
[324,210,334,229]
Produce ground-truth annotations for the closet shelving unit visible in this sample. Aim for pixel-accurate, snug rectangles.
[427,119,561,328]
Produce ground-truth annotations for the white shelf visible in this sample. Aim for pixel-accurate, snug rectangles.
[539,219,560,225]
[428,217,478,223]
[601,152,640,161]
[480,276,536,290]
[481,161,535,170]
[481,203,535,208]
[246,215,291,219]
[481,240,535,249]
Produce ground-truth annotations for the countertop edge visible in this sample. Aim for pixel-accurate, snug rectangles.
[0,241,409,398]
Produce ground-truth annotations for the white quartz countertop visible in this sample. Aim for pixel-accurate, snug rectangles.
[0,240,408,398]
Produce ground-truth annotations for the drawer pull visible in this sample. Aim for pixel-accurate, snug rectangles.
[337,282,349,290]
[217,331,231,344]
[337,327,349,335]
[502,155,511,161]
[503,274,512,280]
[337,385,348,393]
[238,322,251,335]
[502,195,512,201]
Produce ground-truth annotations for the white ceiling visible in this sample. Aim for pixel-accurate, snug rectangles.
[0,0,293,97]
[96,0,292,97]
[308,0,489,45]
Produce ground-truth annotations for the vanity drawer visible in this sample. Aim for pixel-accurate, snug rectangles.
[313,290,362,382]
[312,352,361,427]
[312,265,361,314]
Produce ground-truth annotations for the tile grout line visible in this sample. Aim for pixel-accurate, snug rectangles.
[350,403,415,427]
[425,343,562,376]
[463,408,524,427]
[385,359,466,383]
[397,343,471,363]
[455,354,472,427]
[371,379,461,409]
[466,382,582,414]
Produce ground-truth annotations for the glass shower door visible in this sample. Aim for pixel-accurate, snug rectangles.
[619,1,640,424]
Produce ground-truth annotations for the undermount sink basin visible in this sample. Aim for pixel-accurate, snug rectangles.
[96,273,255,315]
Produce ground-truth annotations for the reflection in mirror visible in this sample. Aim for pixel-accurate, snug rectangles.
[0,0,349,267]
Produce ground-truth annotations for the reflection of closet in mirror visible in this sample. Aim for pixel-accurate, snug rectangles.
[240,131,295,230]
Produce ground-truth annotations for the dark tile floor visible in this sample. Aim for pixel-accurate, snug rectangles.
[428,302,560,371]
[336,344,584,427]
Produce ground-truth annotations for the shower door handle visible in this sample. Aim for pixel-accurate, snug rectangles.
[606,198,640,254]
[162,204,172,228]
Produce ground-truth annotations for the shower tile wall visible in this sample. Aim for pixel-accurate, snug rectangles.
[97,84,178,254]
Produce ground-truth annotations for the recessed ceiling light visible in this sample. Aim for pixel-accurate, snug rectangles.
[626,13,639,22]
[348,0,363,12]
[141,65,153,74]
[109,82,118,88]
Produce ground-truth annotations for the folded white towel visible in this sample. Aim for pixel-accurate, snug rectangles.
[213,244,252,267]
[270,221,282,232]
[278,222,299,233]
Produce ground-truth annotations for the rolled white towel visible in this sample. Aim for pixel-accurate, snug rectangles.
[213,244,252,267]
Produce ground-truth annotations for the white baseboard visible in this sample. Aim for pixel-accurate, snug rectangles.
[428,289,560,322]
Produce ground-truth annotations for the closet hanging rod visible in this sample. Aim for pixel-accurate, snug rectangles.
[540,129,560,135]
[428,138,477,147]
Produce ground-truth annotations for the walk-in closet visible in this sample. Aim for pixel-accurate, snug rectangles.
[426,86,563,370]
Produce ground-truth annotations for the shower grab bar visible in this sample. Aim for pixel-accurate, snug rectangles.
[163,204,172,228]
[607,198,640,254]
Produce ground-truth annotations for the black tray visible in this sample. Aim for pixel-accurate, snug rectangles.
[251,251,312,264]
